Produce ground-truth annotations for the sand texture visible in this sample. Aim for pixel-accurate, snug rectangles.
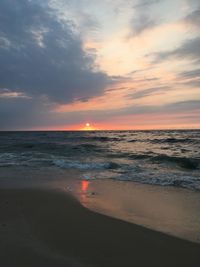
[0,188,200,267]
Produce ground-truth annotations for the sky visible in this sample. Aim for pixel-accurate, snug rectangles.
[0,0,199,130]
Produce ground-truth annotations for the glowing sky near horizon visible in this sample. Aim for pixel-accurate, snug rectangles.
[0,0,199,130]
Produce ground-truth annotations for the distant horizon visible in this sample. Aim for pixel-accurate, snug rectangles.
[1,128,200,132]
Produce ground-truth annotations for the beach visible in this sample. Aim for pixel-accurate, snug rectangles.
[0,130,200,266]
[1,0,200,265]
[0,168,200,267]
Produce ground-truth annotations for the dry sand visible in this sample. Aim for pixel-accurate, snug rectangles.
[0,187,200,267]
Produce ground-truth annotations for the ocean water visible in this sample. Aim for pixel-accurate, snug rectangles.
[0,130,200,190]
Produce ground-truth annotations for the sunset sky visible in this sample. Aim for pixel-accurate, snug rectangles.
[0,0,200,130]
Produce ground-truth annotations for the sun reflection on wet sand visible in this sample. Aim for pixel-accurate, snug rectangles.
[75,179,200,243]
[81,180,90,192]
[80,180,90,206]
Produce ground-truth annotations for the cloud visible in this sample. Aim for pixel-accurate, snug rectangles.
[129,0,162,36]
[184,8,200,27]
[177,69,200,88]
[56,100,200,124]
[178,69,200,79]
[182,79,200,88]
[151,37,200,64]
[0,0,199,130]
[130,14,157,35]
[0,0,109,104]
[127,86,169,99]
[0,88,29,99]
[108,100,200,118]
[0,97,51,130]
[132,0,161,9]
[1,94,199,130]
[48,0,101,37]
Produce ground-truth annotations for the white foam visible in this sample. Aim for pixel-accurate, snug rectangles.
[53,159,111,170]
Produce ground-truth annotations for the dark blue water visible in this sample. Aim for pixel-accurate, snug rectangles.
[0,130,200,190]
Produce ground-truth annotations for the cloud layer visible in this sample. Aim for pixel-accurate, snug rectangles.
[0,0,200,130]
[0,0,108,104]
[152,37,200,64]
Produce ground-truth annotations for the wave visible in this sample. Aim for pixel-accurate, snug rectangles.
[127,137,199,144]
[1,152,199,191]
[124,153,199,170]
[128,140,138,143]
[114,174,200,191]
[1,150,199,171]
[72,143,103,152]
[53,159,120,170]
[0,152,55,167]
[128,153,153,160]
[79,163,200,191]
[2,142,104,156]
[150,138,196,144]
[151,155,200,170]
[81,136,122,142]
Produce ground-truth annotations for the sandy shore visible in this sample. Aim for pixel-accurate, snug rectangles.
[0,187,200,267]
[2,167,199,243]
[73,179,200,243]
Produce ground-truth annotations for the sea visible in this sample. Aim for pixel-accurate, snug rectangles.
[0,130,200,191]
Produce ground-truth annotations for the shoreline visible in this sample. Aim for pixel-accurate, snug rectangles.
[71,178,200,244]
[1,166,200,244]
[1,187,200,267]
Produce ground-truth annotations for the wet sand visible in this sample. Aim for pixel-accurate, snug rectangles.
[0,187,200,267]
[2,167,198,243]
[73,179,200,243]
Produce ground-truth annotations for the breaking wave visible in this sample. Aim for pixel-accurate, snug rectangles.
[53,159,120,170]
[0,130,200,191]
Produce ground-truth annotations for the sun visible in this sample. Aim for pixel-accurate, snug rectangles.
[81,122,96,131]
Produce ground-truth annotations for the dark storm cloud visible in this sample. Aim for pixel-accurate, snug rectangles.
[0,97,51,130]
[151,37,200,64]
[0,0,109,104]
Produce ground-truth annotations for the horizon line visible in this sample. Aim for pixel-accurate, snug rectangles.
[0,128,200,132]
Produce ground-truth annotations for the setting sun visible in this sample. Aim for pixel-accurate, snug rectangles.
[1,1,200,265]
[80,122,97,131]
